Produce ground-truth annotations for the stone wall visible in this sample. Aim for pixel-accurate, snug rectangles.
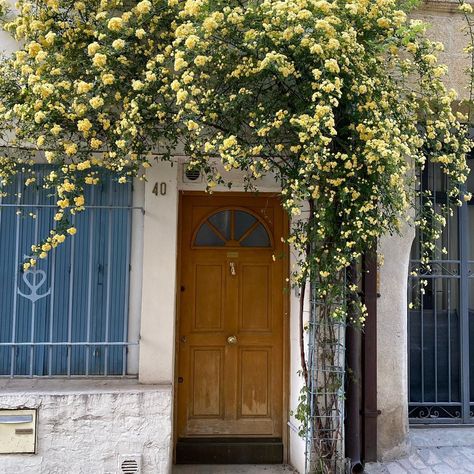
[415,1,471,99]
[377,228,414,461]
[0,380,173,474]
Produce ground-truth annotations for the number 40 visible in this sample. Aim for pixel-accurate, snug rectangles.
[152,182,167,196]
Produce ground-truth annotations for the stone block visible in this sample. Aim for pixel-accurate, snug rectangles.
[0,381,173,474]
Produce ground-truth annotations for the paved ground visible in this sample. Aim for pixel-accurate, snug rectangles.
[365,427,474,474]
[173,465,297,473]
[173,428,474,473]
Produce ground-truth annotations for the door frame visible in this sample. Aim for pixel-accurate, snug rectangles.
[172,191,290,463]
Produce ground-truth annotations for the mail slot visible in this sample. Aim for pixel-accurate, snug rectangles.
[0,409,37,454]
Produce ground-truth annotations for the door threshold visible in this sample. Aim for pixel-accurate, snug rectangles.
[175,437,283,464]
[173,465,296,473]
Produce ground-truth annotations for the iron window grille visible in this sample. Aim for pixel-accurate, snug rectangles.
[408,153,474,423]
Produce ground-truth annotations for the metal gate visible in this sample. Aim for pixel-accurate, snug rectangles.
[408,156,474,423]
[0,165,139,377]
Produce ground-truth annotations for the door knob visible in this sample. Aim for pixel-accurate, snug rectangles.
[227,335,238,345]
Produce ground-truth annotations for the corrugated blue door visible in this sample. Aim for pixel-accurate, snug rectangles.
[0,166,132,376]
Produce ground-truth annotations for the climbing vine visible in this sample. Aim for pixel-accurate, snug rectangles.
[0,0,472,471]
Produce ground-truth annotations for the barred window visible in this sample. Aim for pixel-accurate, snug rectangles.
[408,154,473,422]
[0,166,139,377]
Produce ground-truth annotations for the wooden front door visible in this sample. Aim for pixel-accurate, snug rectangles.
[177,193,286,440]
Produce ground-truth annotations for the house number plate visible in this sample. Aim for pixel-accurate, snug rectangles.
[152,182,167,196]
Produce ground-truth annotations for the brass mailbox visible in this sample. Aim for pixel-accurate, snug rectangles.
[0,409,37,454]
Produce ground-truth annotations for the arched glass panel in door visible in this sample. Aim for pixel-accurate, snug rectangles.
[194,209,271,248]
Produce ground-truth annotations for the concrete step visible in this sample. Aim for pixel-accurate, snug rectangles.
[173,465,297,473]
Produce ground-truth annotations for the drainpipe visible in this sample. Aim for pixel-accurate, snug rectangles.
[362,249,379,463]
[345,263,364,474]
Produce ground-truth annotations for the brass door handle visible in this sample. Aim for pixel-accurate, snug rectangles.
[227,335,238,345]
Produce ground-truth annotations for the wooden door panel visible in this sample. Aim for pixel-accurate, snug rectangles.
[191,348,224,417]
[239,348,271,417]
[194,264,224,331]
[239,264,271,332]
[186,418,275,436]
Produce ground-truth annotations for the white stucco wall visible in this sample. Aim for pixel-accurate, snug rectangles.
[288,282,308,474]
[139,162,179,385]
[288,213,310,474]
[0,1,17,55]
[0,380,172,474]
